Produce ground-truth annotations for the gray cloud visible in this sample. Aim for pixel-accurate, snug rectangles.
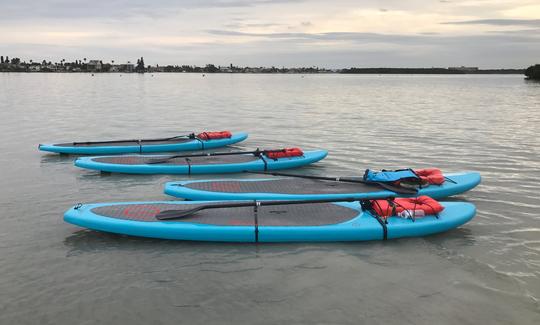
[487,28,540,36]
[206,29,539,44]
[224,22,283,28]
[442,19,540,27]
[0,0,304,20]
[206,30,411,41]
[0,1,538,68]
[3,27,538,69]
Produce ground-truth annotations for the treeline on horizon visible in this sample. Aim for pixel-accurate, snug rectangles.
[0,55,530,74]
[0,55,326,73]
[340,67,524,74]
[0,55,146,73]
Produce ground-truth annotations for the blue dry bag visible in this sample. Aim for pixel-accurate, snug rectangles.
[363,169,420,183]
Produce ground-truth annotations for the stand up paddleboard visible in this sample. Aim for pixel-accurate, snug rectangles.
[74,148,328,174]
[164,171,481,200]
[39,131,248,155]
[64,198,476,242]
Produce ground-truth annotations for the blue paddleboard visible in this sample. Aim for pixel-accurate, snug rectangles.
[64,200,476,242]
[164,172,481,200]
[39,132,248,155]
[74,150,328,174]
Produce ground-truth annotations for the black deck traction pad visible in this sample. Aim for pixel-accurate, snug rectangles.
[55,138,194,147]
[182,178,382,194]
[90,202,360,226]
[91,154,261,165]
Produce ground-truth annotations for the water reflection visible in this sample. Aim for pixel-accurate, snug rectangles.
[3,73,540,324]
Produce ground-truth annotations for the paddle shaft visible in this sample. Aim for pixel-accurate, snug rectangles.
[156,196,371,220]
[73,133,195,145]
[244,171,418,194]
[246,170,367,184]
[148,149,264,164]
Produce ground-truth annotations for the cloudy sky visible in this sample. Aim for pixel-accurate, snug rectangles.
[1,0,539,68]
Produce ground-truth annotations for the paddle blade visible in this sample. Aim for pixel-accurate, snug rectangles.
[155,207,202,220]
[147,157,175,164]
[147,159,166,165]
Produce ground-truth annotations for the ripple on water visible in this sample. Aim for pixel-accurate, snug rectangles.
[1,74,539,324]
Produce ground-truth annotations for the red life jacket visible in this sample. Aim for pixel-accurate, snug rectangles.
[414,168,445,185]
[370,196,444,218]
[264,148,304,159]
[197,131,232,140]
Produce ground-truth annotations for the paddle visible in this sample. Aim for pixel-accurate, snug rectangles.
[73,133,196,145]
[147,148,266,164]
[243,170,418,195]
[155,197,374,220]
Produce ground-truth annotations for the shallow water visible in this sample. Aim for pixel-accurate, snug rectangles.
[0,73,539,324]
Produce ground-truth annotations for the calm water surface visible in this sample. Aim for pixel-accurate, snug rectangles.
[0,73,539,324]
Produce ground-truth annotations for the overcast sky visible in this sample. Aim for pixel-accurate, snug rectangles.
[1,0,539,68]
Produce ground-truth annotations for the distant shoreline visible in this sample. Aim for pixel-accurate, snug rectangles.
[0,56,528,74]
[339,68,523,74]
[0,69,525,74]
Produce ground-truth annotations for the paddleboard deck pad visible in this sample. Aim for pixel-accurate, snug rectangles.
[164,172,481,200]
[64,201,476,242]
[39,132,248,154]
[74,150,328,174]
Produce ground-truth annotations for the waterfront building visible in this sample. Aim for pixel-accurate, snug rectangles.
[448,66,479,72]
[118,63,134,72]
[87,60,102,71]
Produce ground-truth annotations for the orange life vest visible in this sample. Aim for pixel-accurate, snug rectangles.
[370,196,444,218]
[414,168,445,185]
[197,131,232,140]
[264,148,304,159]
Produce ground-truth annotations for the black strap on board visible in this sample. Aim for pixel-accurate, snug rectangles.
[259,156,268,171]
[194,137,205,150]
[253,200,260,242]
[185,158,192,175]
[360,200,388,240]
